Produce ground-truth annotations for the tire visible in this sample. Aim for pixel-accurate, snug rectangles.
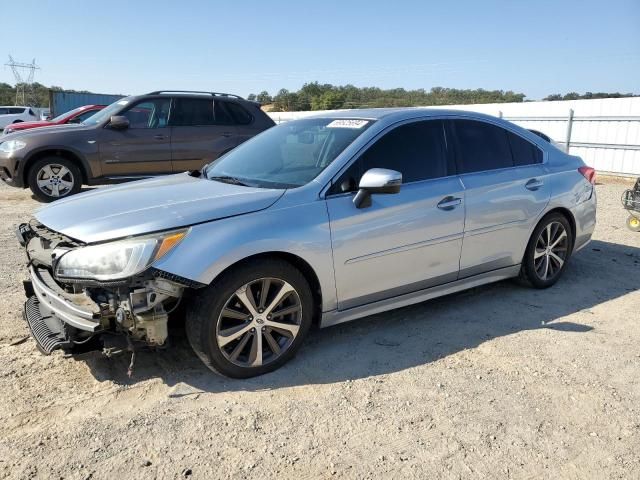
[520,212,574,289]
[626,215,640,232]
[186,258,314,378]
[27,156,82,202]
[12,119,23,123]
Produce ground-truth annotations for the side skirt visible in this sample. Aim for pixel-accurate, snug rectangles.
[320,265,521,328]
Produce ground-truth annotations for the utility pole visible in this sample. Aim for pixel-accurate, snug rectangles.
[5,55,40,106]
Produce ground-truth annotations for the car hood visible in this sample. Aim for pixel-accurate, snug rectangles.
[3,122,87,139]
[36,173,286,243]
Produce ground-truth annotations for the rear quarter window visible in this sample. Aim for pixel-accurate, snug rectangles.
[507,132,543,166]
[225,102,253,125]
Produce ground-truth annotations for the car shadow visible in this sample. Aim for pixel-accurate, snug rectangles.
[79,239,639,391]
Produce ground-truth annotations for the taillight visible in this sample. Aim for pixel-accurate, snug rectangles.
[578,166,596,185]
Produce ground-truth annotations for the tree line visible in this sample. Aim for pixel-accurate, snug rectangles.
[248,83,637,111]
[542,92,636,101]
[248,83,526,111]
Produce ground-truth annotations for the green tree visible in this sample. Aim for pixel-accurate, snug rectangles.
[256,90,272,104]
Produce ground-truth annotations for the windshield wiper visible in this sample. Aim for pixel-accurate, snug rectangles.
[209,175,251,187]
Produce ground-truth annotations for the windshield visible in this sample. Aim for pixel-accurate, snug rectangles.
[205,118,373,188]
[50,106,86,123]
[81,98,132,126]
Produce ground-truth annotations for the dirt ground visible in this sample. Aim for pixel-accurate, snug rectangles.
[0,178,638,480]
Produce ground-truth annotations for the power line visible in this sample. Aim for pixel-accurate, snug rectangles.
[5,55,40,106]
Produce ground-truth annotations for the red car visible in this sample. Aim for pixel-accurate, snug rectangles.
[3,105,105,135]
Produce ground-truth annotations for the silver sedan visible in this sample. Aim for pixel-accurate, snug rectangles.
[19,108,596,378]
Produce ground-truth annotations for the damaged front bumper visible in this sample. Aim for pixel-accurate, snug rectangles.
[18,221,201,355]
[23,265,101,353]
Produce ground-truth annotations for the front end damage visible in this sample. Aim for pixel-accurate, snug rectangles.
[17,221,201,358]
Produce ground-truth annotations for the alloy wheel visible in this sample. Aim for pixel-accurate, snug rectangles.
[534,221,569,281]
[36,164,75,197]
[216,277,302,368]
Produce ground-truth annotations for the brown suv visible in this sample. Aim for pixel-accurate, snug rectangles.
[0,91,275,201]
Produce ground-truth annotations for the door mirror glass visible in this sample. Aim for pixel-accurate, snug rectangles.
[109,115,130,130]
[353,168,402,208]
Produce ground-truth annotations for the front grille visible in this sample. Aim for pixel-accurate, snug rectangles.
[22,221,83,270]
[26,220,82,248]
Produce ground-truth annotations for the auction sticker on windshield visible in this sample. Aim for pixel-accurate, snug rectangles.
[326,119,369,129]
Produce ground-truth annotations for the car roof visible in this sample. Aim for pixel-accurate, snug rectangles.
[305,107,502,123]
[123,93,250,104]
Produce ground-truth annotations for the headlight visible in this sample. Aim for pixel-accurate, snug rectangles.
[0,139,27,153]
[55,229,187,281]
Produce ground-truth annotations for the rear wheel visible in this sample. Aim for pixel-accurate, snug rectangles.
[27,157,82,202]
[520,212,573,288]
[186,258,314,378]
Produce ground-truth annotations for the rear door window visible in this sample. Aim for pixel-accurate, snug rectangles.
[171,98,213,126]
[452,119,513,173]
[507,131,543,166]
[171,98,235,126]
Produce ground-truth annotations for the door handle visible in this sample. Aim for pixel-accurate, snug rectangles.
[525,178,544,190]
[154,134,167,140]
[221,132,233,138]
[437,196,462,211]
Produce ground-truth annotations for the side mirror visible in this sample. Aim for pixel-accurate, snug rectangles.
[353,168,402,208]
[109,115,130,130]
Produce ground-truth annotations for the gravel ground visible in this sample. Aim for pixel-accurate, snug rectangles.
[0,179,639,480]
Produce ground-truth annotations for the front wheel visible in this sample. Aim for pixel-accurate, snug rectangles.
[186,258,314,378]
[27,157,82,202]
[520,212,574,288]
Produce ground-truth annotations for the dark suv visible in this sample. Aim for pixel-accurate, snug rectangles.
[0,91,275,201]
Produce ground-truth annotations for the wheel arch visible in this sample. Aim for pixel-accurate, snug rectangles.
[22,149,89,186]
[209,251,324,326]
[541,206,577,250]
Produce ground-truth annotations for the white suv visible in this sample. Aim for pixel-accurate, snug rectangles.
[0,106,38,131]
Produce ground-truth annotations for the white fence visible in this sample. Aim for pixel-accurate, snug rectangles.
[267,97,640,177]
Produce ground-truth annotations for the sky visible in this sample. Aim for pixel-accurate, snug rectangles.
[1,0,638,100]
